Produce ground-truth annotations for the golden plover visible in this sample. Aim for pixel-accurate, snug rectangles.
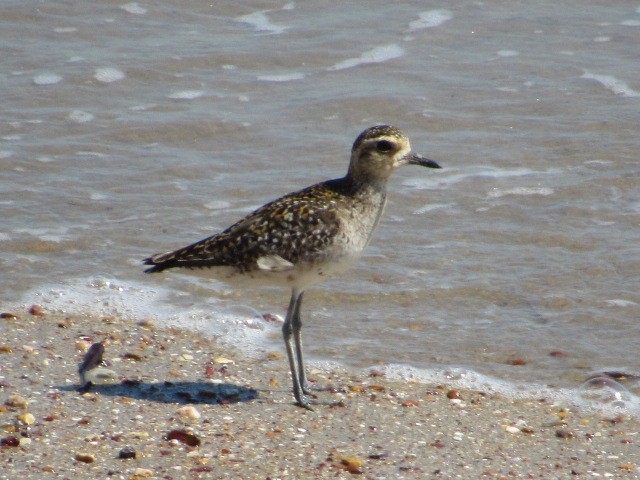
[144,125,441,409]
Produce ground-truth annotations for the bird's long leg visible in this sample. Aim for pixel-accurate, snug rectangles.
[290,291,312,395]
[282,289,312,410]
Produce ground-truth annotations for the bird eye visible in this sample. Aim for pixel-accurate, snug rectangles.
[375,140,393,152]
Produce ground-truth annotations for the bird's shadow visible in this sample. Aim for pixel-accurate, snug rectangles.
[57,380,259,405]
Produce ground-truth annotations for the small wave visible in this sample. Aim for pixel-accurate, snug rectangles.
[403,166,559,190]
[257,73,305,82]
[94,67,126,83]
[168,90,205,100]
[33,73,62,85]
[120,2,147,15]
[328,44,404,71]
[409,10,453,31]
[236,11,288,35]
[68,110,94,123]
[605,299,638,308]
[497,50,519,57]
[582,72,640,97]
[54,27,78,33]
[380,364,640,417]
[487,187,554,198]
[15,276,279,360]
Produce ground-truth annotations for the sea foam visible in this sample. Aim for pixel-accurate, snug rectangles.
[33,73,62,85]
[381,364,640,417]
[409,9,453,30]
[168,90,204,100]
[582,72,640,97]
[257,73,305,82]
[487,187,554,198]
[121,2,147,15]
[328,44,404,71]
[94,67,126,83]
[236,11,287,34]
[16,276,279,359]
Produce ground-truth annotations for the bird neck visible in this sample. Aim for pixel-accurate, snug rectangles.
[345,165,390,194]
[339,172,388,201]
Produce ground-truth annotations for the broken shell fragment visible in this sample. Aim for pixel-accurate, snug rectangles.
[78,342,117,386]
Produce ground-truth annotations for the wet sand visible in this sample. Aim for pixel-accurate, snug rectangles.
[1,309,638,479]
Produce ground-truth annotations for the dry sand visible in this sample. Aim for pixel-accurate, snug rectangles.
[1,309,639,479]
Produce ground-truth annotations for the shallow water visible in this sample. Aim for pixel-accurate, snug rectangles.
[2,1,639,414]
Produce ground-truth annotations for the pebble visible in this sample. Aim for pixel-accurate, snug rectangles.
[138,318,155,329]
[82,366,118,385]
[509,358,527,366]
[166,429,201,447]
[505,425,521,434]
[75,340,91,352]
[28,305,45,316]
[555,428,575,439]
[123,352,144,361]
[447,389,462,399]
[340,456,364,474]
[17,412,36,425]
[118,446,138,459]
[134,468,154,477]
[5,393,29,409]
[1,436,19,447]
[213,357,234,364]
[75,452,96,463]
[177,405,201,421]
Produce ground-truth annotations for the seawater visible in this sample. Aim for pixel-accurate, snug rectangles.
[2,1,639,415]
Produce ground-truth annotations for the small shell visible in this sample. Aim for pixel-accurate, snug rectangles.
[177,405,201,421]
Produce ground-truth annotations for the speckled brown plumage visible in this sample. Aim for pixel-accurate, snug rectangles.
[143,125,441,410]
[145,178,359,274]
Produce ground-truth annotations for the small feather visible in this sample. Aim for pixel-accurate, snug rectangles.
[257,254,295,272]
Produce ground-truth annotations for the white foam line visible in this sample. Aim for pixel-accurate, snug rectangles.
[328,44,404,71]
[380,364,640,417]
[94,67,125,83]
[168,90,205,100]
[14,276,279,360]
[120,2,147,15]
[582,72,640,97]
[409,9,453,30]
[487,187,554,198]
[403,166,560,190]
[236,11,288,34]
[257,73,305,82]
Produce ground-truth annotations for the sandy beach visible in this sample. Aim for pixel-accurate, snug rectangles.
[1,308,638,479]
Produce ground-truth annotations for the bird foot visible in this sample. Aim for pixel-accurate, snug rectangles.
[303,382,341,395]
[295,383,345,410]
[295,396,346,411]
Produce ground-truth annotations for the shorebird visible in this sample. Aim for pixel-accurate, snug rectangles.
[144,125,441,409]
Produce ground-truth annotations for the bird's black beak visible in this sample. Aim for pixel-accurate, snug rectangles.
[406,152,441,169]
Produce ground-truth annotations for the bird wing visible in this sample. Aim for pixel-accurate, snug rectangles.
[143,182,343,273]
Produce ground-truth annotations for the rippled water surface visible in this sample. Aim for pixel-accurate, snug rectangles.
[2,1,639,413]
